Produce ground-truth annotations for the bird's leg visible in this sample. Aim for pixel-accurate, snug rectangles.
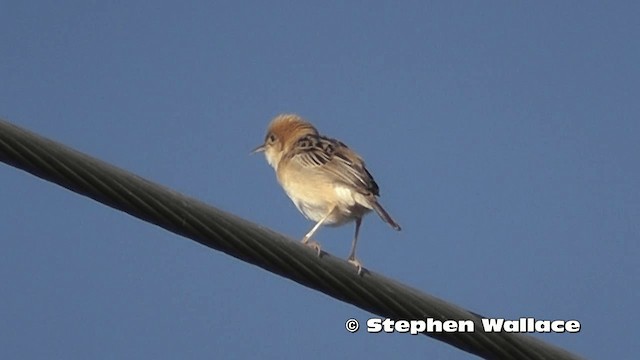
[347,217,364,275]
[301,207,335,257]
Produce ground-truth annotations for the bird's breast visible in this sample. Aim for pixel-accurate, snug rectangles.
[277,169,372,225]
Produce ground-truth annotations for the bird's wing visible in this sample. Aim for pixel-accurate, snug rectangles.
[288,135,380,195]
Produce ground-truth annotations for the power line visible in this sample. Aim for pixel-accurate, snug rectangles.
[0,118,583,359]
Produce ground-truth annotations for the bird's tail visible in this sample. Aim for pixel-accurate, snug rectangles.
[372,201,401,231]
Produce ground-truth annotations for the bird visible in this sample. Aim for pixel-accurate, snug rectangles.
[252,113,401,275]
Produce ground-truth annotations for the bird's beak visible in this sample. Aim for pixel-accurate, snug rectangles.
[251,144,266,154]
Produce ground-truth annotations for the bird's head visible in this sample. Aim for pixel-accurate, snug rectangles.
[252,113,318,169]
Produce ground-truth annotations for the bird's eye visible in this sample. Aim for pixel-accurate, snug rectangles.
[267,134,276,143]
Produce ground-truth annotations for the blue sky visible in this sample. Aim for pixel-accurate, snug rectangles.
[1,1,638,359]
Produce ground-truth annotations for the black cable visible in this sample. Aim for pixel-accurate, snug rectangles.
[0,118,583,360]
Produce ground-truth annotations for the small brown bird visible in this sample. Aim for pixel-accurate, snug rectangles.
[252,114,401,274]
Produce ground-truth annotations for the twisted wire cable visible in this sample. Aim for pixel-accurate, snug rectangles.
[0,118,582,360]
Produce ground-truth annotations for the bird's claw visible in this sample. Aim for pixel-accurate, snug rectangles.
[301,238,322,257]
[347,256,364,276]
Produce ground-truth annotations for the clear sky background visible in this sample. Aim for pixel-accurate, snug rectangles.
[1,2,638,359]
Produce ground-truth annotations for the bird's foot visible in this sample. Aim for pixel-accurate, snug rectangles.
[347,256,364,276]
[301,238,322,257]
